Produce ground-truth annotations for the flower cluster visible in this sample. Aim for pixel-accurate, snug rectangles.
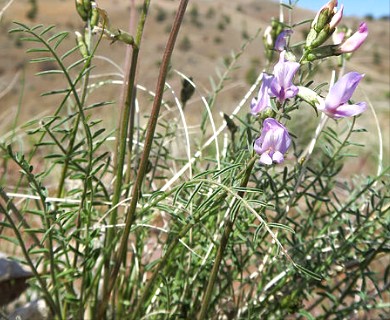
[303,0,368,62]
[251,51,299,115]
[252,0,368,166]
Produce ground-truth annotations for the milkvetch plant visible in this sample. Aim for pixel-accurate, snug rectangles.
[0,0,388,319]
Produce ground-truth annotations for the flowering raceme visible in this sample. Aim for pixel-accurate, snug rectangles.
[269,51,300,103]
[250,51,300,115]
[254,118,291,165]
[318,72,367,119]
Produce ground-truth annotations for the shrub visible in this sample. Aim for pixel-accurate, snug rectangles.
[156,6,167,22]
[179,35,192,51]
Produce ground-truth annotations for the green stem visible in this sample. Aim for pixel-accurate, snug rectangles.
[100,0,150,315]
[98,0,189,317]
[130,219,194,320]
[197,156,256,320]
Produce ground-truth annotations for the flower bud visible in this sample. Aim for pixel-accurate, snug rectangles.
[263,19,283,61]
[309,25,331,49]
[312,0,338,29]
[83,0,92,12]
[75,31,89,58]
[314,8,330,32]
[112,29,135,45]
[305,29,318,48]
[75,0,88,21]
[296,86,322,107]
[90,4,100,28]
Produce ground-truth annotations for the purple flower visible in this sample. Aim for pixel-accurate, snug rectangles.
[336,22,368,54]
[250,73,273,115]
[318,72,367,119]
[269,51,300,103]
[254,118,291,165]
[275,30,293,52]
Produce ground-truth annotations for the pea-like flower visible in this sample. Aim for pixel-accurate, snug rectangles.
[318,72,367,119]
[336,22,368,54]
[269,51,300,103]
[250,73,273,115]
[254,118,291,165]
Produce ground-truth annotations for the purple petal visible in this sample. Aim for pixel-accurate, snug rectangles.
[325,72,364,109]
[337,22,368,53]
[270,52,300,102]
[329,102,368,119]
[251,73,274,114]
[254,136,264,154]
[284,86,299,100]
[330,4,343,29]
[274,57,300,89]
[275,30,293,52]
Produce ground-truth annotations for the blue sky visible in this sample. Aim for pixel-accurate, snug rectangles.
[295,0,390,18]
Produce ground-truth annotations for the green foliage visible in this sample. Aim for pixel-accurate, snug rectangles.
[214,35,223,44]
[242,29,249,40]
[217,20,226,31]
[189,4,202,28]
[245,66,258,85]
[222,14,231,25]
[373,49,382,65]
[179,35,191,51]
[206,7,216,19]
[189,4,199,20]
[27,0,38,20]
[155,6,167,22]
